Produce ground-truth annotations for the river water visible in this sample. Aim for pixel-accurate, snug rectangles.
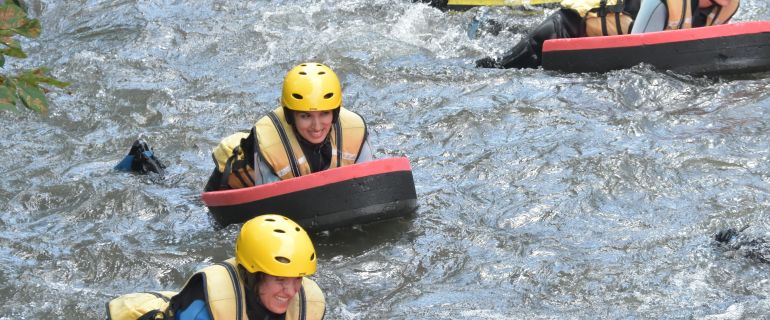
[1,0,770,318]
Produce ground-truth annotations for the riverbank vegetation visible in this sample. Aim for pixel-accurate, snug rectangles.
[0,0,68,114]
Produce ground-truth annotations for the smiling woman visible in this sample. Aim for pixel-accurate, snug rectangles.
[106,214,326,320]
[205,62,374,191]
[293,110,334,143]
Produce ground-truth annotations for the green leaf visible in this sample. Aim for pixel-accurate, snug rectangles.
[0,4,26,30]
[1,45,25,58]
[0,82,16,111]
[0,35,17,47]
[0,36,26,58]
[20,68,71,88]
[16,78,47,113]
[14,17,39,38]
[34,76,70,88]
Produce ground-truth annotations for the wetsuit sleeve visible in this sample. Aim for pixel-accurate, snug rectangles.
[176,300,212,320]
[355,139,374,164]
[475,9,582,69]
[204,168,224,192]
[169,274,212,320]
[243,127,279,186]
[631,0,668,33]
[253,146,281,185]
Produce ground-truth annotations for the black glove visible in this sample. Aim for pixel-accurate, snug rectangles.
[475,57,498,68]
[129,139,166,175]
[715,228,738,243]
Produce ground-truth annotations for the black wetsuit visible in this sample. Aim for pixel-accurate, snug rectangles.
[294,128,333,173]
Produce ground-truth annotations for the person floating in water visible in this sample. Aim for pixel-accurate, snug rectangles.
[475,0,740,69]
[115,139,166,175]
[204,62,374,191]
[107,214,326,320]
[714,225,769,264]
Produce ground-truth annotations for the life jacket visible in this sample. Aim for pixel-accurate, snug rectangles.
[255,107,367,180]
[667,0,738,29]
[211,107,367,189]
[211,130,254,189]
[106,258,326,320]
[106,291,177,320]
[561,0,634,36]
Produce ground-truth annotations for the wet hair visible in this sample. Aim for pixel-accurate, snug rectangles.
[238,264,265,292]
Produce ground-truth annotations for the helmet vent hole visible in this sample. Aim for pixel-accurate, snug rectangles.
[318,71,326,75]
[295,227,300,232]
[274,229,286,234]
[299,71,307,75]
[324,93,334,99]
[265,218,276,222]
[292,93,303,100]
[310,253,315,261]
[275,256,290,264]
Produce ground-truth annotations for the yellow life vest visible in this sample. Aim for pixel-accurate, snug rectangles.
[561,0,633,36]
[108,258,326,320]
[106,291,176,320]
[211,106,367,188]
[286,277,327,320]
[190,258,325,320]
[194,259,249,320]
[254,106,367,181]
[254,107,366,180]
[211,130,255,189]
[211,107,367,189]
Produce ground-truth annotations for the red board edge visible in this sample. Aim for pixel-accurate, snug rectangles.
[543,21,770,52]
[201,157,413,207]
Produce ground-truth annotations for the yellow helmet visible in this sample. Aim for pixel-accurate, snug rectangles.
[235,214,317,277]
[281,63,342,112]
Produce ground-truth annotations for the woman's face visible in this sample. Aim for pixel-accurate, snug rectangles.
[258,275,303,314]
[292,110,333,144]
